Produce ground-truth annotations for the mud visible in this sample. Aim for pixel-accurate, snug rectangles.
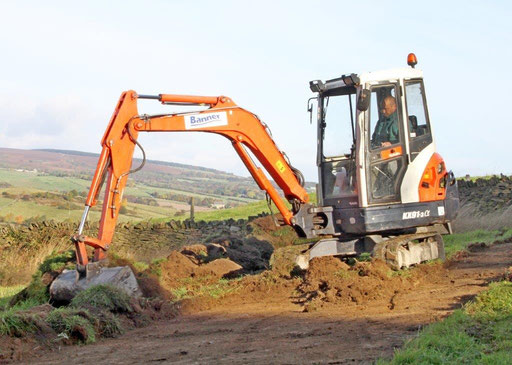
[18,240,511,365]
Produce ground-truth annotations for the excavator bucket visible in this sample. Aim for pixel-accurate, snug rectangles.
[49,262,142,303]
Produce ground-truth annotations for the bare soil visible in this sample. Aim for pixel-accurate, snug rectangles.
[14,239,512,365]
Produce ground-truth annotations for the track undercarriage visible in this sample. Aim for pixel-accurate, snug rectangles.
[371,233,445,270]
[301,226,448,270]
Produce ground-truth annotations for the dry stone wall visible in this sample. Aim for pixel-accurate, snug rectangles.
[457,175,512,215]
[0,213,269,278]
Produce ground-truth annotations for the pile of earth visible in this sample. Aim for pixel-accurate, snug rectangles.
[292,256,446,312]
[157,235,274,291]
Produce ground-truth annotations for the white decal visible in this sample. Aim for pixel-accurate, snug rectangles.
[438,206,445,216]
[402,209,431,220]
[184,111,228,129]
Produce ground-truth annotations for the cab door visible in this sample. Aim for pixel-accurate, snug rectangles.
[365,83,407,205]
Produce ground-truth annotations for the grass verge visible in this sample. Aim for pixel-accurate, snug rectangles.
[380,281,512,364]
[0,286,25,309]
[444,228,512,258]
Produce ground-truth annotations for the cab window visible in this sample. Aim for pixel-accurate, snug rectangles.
[369,86,401,150]
[405,81,433,159]
[322,94,355,158]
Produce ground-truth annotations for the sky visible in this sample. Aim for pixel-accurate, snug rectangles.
[0,0,510,181]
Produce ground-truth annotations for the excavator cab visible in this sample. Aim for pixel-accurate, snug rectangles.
[305,55,459,266]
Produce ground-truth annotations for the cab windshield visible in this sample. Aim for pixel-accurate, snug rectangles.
[320,91,357,200]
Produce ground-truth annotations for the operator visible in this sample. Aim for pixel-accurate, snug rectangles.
[371,96,399,148]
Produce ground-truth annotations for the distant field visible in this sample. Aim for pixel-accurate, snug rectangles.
[0,167,269,223]
[0,170,90,192]
[0,169,256,204]
[193,199,271,221]
[0,170,177,222]
[0,195,177,223]
[159,193,316,222]
[0,148,273,203]
[0,163,317,224]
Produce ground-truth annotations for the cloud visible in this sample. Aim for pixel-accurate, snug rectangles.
[0,93,104,151]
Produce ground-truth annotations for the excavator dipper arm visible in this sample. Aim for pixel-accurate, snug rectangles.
[73,90,309,267]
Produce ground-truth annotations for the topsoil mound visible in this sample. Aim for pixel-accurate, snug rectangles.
[296,256,446,311]
[159,249,243,292]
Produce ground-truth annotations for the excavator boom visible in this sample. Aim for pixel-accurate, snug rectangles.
[73,90,309,268]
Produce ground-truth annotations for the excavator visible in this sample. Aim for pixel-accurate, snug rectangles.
[50,54,459,301]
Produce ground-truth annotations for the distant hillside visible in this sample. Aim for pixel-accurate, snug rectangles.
[0,147,265,201]
[34,149,226,173]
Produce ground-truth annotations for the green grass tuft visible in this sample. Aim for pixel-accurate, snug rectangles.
[38,250,75,273]
[171,277,242,301]
[133,261,149,272]
[0,307,40,337]
[46,307,96,344]
[0,285,25,309]
[171,287,189,300]
[466,281,512,319]
[92,310,124,338]
[443,229,512,258]
[148,258,166,277]
[381,281,512,364]
[71,285,132,313]
[22,276,48,306]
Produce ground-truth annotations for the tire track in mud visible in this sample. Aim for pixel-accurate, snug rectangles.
[27,241,512,365]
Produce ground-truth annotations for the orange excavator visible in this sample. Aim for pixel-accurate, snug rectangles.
[50,55,459,301]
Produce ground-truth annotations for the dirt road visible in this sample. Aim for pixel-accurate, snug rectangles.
[28,242,512,364]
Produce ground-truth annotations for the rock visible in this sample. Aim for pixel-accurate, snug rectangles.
[295,254,309,270]
[229,225,241,233]
[50,266,142,304]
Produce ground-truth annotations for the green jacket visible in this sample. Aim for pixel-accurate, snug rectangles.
[371,112,399,147]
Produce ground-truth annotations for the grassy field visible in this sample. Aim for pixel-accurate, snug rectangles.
[444,229,512,257]
[0,167,266,223]
[380,281,512,364]
[192,199,271,221]
[0,169,91,192]
[0,168,258,203]
[0,194,178,223]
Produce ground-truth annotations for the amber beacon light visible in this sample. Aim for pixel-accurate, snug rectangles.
[407,53,418,68]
